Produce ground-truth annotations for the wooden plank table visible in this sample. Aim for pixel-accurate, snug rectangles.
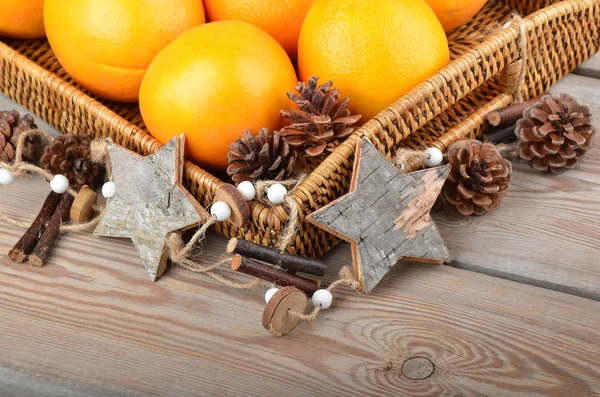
[1,53,599,396]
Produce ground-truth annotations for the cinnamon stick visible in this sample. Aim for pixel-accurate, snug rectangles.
[231,255,320,295]
[8,191,62,263]
[486,95,545,126]
[484,122,517,144]
[227,238,327,277]
[28,193,75,266]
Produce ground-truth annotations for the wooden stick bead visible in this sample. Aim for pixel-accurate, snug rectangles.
[231,255,320,295]
[8,191,62,263]
[486,95,545,126]
[227,238,327,277]
[262,286,307,336]
[214,184,250,227]
[70,185,98,223]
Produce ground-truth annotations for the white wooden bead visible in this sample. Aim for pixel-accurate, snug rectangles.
[50,174,69,194]
[424,147,443,167]
[311,289,333,310]
[267,183,287,204]
[265,287,279,303]
[210,201,231,222]
[102,181,116,198]
[237,181,256,201]
[0,168,14,185]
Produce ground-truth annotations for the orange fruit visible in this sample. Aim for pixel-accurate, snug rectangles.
[203,0,313,59]
[139,21,298,171]
[298,0,450,122]
[425,0,488,32]
[43,0,205,102]
[0,0,45,39]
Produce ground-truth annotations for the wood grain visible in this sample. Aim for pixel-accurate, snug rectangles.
[2,177,600,396]
[436,73,600,300]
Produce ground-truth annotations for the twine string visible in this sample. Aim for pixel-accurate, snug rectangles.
[393,148,431,173]
[288,265,361,322]
[165,229,261,290]
[254,173,307,253]
[504,14,529,103]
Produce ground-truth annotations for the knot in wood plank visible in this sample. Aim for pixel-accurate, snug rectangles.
[401,357,434,380]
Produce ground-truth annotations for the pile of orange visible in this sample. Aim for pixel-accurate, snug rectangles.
[1,0,488,170]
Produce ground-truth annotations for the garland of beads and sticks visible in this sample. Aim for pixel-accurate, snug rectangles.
[0,129,369,335]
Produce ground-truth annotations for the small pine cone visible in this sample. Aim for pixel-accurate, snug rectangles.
[443,139,512,216]
[280,76,361,157]
[41,134,105,188]
[516,93,595,174]
[227,128,298,183]
[0,110,40,163]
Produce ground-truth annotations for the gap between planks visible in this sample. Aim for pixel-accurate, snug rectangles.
[435,72,600,301]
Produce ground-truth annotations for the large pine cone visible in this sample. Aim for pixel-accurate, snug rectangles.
[443,139,512,216]
[516,93,595,174]
[41,134,105,188]
[0,110,39,163]
[280,76,361,157]
[227,128,298,183]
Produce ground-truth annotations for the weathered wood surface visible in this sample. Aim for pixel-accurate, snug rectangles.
[2,181,600,396]
[308,138,450,293]
[436,73,600,300]
[574,52,600,79]
[94,135,208,281]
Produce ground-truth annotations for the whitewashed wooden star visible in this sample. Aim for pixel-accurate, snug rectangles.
[94,135,208,280]
[307,138,451,293]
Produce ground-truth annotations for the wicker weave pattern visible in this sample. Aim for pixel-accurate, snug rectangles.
[1,0,599,257]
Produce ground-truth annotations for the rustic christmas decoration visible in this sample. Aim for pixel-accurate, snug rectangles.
[227,238,327,276]
[262,286,308,336]
[214,184,250,227]
[443,139,512,216]
[40,134,105,188]
[486,95,545,127]
[0,110,39,163]
[94,135,208,280]
[231,255,320,295]
[515,93,595,174]
[227,128,298,184]
[280,76,361,157]
[70,185,98,223]
[8,191,62,263]
[5,131,106,266]
[308,138,451,293]
[29,193,75,266]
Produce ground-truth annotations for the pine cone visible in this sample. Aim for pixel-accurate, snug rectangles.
[0,110,40,163]
[443,139,512,216]
[516,93,595,174]
[227,128,298,183]
[40,134,105,188]
[280,76,361,157]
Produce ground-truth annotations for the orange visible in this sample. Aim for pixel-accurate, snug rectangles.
[139,21,298,171]
[203,0,313,59]
[43,0,205,102]
[425,0,488,32]
[298,0,450,122]
[0,0,45,39]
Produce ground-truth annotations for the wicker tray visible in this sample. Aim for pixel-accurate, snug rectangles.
[1,0,598,258]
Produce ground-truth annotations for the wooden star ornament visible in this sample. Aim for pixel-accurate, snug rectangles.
[307,138,451,293]
[94,135,209,280]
